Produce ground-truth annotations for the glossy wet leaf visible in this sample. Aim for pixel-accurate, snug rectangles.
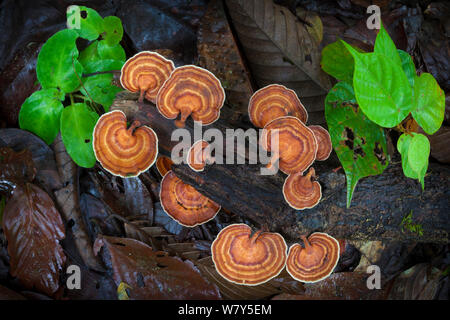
[374,23,402,68]
[19,89,64,145]
[321,40,361,82]
[2,183,65,296]
[102,16,124,46]
[68,6,103,41]
[397,133,429,190]
[36,29,83,94]
[93,235,221,299]
[398,49,416,87]
[411,73,445,135]
[343,43,413,128]
[0,147,36,183]
[97,41,125,62]
[80,74,121,112]
[325,81,389,207]
[60,103,99,168]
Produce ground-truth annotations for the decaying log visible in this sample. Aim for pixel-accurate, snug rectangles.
[111,92,450,243]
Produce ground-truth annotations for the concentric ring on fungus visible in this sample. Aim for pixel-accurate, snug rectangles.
[286,232,340,283]
[211,224,288,286]
[309,125,332,161]
[159,171,221,227]
[187,140,214,172]
[248,84,308,128]
[93,110,158,178]
[156,65,225,128]
[156,156,174,177]
[283,168,322,210]
[260,116,318,174]
[120,51,175,103]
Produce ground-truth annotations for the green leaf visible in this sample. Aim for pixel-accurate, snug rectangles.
[80,74,122,111]
[343,42,413,128]
[97,40,126,61]
[102,16,123,46]
[60,103,99,168]
[83,59,124,74]
[37,29,83,93]
[397,133,429,189]
[398,49,416,87]
[325,81,389,207]
[411,73,445,135]
[68,6,103,41]
[321,40,364,82]
[374,23,402,68]
[19,89,64,144]
[79,40,100,68]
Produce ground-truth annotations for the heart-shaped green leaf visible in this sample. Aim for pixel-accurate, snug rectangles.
[37,29,83,94]
[343,42,413,128]
[80,74,122,111]
[67,6,103,41]
[321,40,361,82]
[19,89,65,144]
[325,81,389,207]
[97,40,126,61]
[60,103,99,168]
[102,16,123,46]
[397,133,429,190]
[411,73,445,135]
[398,49,416,87]
[374,23,402,68]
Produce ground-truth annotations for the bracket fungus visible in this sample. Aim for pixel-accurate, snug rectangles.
[160,171,221,227]
[156,156,174,177]
[211,224,287,286]
[286,232,340,283]
[309,125,332,161]
[260,116,318,174]
[283,168,322,210]
[248,84,308,128]
[93,110,158,178]
[156,65,225,128]
[187,140,214,172]
[120,51,175,103]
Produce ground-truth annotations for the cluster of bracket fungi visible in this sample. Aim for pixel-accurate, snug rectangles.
[92,51,339,285]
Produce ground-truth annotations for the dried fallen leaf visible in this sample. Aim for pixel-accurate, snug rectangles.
[225,0,332,124]
[0,147,36,183]
[94,235,221,300]
[2,183,65,296]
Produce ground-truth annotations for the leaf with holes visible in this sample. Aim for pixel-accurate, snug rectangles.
[67,6,103,41]
[2,183,65,296]
[19,89,65,145]
[102,16,124,46]
[343,42,413,128]
[60,103,98,168]
[325,81,389,207]
[36,29,83,94]
[411,73,445,135]
[93,235,221,299]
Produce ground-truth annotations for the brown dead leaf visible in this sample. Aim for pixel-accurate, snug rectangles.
[0,147,36,184]
[225,0,332,124]
[94,235,221,300]
[2,183,65,296]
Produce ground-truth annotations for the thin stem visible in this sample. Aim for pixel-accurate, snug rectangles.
[83,70,121,77]
[69,93,75,105]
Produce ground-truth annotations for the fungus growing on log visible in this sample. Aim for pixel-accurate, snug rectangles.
[93,110,158,178]
[260,116,317,174]
[120,51,175,103]
[309,125,332,161]
[156,156,173,177]
[211,224,287,286]
[283,168,322,210]
[160,171,220,227]
[187,140,214,172]
[156,65,225,128]
[286,232,340,283]
[248,84,308,128]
